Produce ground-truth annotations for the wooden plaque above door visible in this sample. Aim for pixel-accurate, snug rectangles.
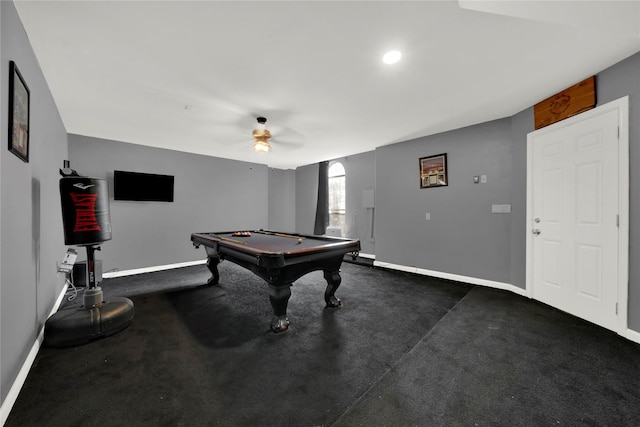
[534,76,596,130]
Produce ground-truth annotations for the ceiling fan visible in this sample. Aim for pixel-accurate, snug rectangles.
[252,116,272,153]
[250,115,307,153]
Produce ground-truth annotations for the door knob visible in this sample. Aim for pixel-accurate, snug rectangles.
[532,229,541,236]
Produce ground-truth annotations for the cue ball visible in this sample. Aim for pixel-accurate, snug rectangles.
[297,238,302,244]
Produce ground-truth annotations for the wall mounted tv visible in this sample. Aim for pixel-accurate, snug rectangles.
[113,170,174,202]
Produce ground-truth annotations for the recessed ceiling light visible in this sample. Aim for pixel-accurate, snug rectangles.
[383,50,402,64]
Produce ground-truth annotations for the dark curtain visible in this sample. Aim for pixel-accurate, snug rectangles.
[313,161,329,235]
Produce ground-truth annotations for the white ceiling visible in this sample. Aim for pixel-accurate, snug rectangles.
[14,0,640,170]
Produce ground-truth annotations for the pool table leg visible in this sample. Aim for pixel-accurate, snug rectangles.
[323,269,342,308]
[206,256,220,285]
[268,284,292,332]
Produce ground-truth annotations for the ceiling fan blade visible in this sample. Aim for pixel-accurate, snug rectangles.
[271,139,304,149]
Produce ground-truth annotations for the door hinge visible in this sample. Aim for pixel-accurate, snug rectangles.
[616,303,619,315]
[617,215,620,227]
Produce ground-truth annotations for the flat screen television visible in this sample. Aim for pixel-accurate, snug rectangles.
[113,170,174,202]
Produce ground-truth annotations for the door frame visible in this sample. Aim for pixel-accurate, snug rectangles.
[526,96,629,334]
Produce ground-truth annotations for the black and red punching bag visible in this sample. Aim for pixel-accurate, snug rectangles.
[60,177,112,246]
[47,172,134,348]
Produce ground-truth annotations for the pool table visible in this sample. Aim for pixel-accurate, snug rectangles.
[191,230,361,332]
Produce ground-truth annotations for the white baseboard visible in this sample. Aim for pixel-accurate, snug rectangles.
[103,259,206,279]
[355,252,375,260]
[105,253,375,280]
[104,254,373,279]
[623,327,640,345]
[372,260,526,296]
[0,282,69,426]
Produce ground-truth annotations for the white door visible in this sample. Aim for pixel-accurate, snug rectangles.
[527,98,628,332]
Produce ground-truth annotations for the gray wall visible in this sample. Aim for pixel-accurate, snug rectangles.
[268,168,295,232]
[295,163,319,234]
[69,135,274,272]
[295,122,516,284]
[1,0,68,405]
[375,118,514,283]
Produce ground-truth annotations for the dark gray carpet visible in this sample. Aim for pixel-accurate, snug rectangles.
[333,286,640,426]
[5,262,640,426]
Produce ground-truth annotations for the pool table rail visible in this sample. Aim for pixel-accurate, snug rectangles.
[191,230,358,256]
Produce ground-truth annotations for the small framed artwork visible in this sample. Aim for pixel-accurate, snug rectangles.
[419,153,448,189]
[8,61,30,162]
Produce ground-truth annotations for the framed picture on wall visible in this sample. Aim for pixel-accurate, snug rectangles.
[8,61,30,163]
[419,153,448,188]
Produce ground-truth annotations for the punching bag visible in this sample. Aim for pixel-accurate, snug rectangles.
[60,177,112,246]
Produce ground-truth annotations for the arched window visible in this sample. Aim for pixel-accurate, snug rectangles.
[328,162,346,235]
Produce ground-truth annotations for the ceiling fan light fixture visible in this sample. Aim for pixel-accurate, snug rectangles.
[252,116,272,153]
[253,139,272,153]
